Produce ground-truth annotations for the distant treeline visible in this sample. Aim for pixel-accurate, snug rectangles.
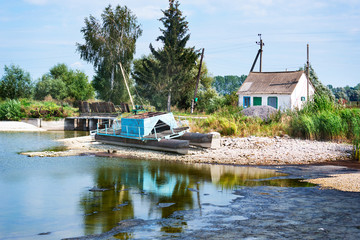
[0,63,94,103]
[328,84,360,102]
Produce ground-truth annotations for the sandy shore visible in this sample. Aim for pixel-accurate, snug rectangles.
[0,121,45,131]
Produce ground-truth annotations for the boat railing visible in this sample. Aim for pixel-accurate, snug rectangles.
[96,121,188,140]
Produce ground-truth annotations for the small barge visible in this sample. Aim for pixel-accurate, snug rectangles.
[94,112,191,154]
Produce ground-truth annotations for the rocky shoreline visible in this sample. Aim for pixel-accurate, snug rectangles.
[1,121,353,166]
[22,135,353,165]
[18,133,360,192]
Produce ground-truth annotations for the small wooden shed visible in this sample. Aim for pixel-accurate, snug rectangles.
[237,71,315,110]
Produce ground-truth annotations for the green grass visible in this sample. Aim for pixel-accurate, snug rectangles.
[189,106,287,137]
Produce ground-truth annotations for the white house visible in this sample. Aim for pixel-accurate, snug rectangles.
[237,71,315,110]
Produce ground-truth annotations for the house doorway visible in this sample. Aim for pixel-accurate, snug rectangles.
[243,97,251,108]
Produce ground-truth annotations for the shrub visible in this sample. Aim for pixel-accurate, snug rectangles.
[0,99,24,120]
[218,117,238,136]
[302,93,336,114]
[27,105,67,120]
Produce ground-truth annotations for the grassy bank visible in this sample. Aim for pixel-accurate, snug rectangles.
[0,99,77,121]
[190,95,360,160]
[189,106,288,137]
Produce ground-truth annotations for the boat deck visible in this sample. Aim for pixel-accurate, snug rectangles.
[96,126,189,140]
[145,126,189,139]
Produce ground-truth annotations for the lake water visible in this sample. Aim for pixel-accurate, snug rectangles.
[1,132,359,239]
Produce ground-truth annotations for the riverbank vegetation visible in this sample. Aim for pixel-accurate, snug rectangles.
[189,93,360,159]
[0,99,77,121]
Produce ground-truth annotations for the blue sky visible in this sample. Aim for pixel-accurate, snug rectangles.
[1,0,359,87]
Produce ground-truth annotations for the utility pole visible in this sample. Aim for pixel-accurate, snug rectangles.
[256,34,265,72]
[307,44,310,101]
[191,48,205,114]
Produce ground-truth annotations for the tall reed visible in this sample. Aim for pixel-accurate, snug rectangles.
[354,137,360,161]
[353,120,360,161]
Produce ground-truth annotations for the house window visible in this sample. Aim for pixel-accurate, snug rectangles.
[243,96,251,108]
[253,97,262,106]
[267,97,278,109]
[301,96,306,101]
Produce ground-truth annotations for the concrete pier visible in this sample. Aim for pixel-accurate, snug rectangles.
[65,116,117,131]
[21,116,118,131]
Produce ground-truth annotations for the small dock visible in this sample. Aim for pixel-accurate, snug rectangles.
[65,115,117,131]
[65,101,128,131]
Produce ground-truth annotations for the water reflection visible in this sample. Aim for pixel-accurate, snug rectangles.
[0,132,315,239]
[79,161,290,236]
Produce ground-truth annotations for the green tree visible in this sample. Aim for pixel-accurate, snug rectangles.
[177,59,213,109]
[133,0,198,111]
[34,75,67,100]
[34,63,94,101]
[212,75,246,95]
[77,5,142,105]
[0,65,32,99]
[344,86,360,101]
[300,64,334,101]
[132,55,164,110]
[331,87,349,101]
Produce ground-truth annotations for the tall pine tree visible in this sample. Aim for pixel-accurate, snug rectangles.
[133,0,198,111]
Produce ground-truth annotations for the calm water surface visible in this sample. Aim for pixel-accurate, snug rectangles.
[0,132,312,239]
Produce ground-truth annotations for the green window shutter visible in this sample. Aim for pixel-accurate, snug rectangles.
[267,97,278,109]
[253,97,262,106]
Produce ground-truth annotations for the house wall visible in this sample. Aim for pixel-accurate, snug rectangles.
[238,94,291,110]
[290,74,315,110]
[237,73,315,110]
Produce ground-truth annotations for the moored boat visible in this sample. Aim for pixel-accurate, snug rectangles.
[94,112,190,154]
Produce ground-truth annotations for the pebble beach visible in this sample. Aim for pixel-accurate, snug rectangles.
[55,135,353,166]
[2,121,359,192]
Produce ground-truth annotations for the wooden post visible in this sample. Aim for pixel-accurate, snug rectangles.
[167,88,171,112]
[307,44,310,101]
[191,48,205,114]
[118,62,135,110]
[250,49,261,73]
[259,38,263,72]
[256,34,264,72]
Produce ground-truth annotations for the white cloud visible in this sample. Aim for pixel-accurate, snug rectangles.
[349,28,360,35]
[133,5,163,20]
[24,0,48,5]
[71,62,83,68]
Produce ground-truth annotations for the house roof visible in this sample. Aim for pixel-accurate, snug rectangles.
[237,71,305,95]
